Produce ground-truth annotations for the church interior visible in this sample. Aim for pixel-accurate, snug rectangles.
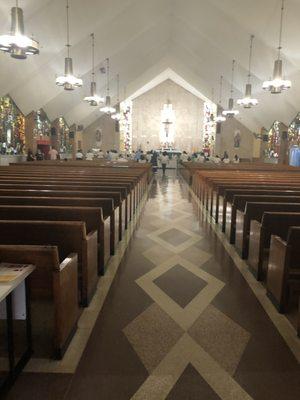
[0,1,300,399]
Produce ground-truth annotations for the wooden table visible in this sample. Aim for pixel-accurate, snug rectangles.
[0,263,35,395]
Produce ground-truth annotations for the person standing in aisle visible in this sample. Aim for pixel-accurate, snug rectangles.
[49,146,58,160]
[76,149,84,160]
[160,151,169,176]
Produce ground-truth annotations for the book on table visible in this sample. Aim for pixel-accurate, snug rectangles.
[0,263,33,283]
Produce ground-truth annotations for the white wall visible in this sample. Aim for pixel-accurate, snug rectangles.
[82,114,120,153]
[132,79,204,152]
[217,117,254,160]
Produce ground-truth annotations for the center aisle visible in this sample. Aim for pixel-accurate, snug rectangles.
[62,172,299,400]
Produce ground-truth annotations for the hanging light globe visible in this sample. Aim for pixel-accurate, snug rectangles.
[100,58,116,114]
[111,103,121,120]
[100,95,116,115]
[237,83,258,108]
[263,59,291,94]
[84,82,104,106]
[0,1,39,59]
[83,33,104,106]
[262,0,291,94]
[111,74,121,120]
[223,98,239,118]
[215,105,226,122]
[215,76,226,122]
[56,57,83,90]
[56,0,82,91]
[223,60,239,118]
[237,35,259,108]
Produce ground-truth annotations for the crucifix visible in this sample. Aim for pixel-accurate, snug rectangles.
[162,118,173,140]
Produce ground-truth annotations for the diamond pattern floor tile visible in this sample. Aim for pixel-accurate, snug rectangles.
[154,264,208,308]
[123,303,184,373]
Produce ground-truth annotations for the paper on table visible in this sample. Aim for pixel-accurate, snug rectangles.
[0,263,31,282]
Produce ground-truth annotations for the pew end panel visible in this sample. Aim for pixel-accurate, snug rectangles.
[53,253,79,359]
[0,245,79,360]
[266,235,289,312]
[248,220,263,279]
[81,230,99,307]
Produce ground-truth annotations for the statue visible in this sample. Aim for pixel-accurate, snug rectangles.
[234,130,241,148]
[95,129,103,148]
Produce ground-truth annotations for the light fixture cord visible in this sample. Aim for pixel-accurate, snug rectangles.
[16,0,19,7]
[248,35,254,83]
[278,0,285,59]
[219,75,223,105]
[66,0,70,58]
[106,58,110,96]
[230,60,235,96]
[91,33,95,80]
[117,74,120,102]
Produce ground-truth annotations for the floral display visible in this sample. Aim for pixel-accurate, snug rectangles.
[33,109,51,138]
[266,120,281,158]
[288,113,300,147]
[202,101,216,155]
[0,95,25,154]
[55,117,72,153]
[119,100,132,152]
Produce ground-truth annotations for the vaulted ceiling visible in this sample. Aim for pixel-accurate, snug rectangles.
[1,0,299,132]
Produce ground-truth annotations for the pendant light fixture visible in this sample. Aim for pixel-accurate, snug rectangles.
[84,33,104,106]
[262,0,291,94]
[0,0,39,59]
[56,0,82,91]
[215,76,226,122]
[223,60,239,118]
[237,35,258,108]
[100,58,116,114]
[111,74,121,120]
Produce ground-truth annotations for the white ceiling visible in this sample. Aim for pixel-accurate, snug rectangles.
[1,0,299,132]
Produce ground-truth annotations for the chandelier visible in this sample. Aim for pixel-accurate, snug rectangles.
[263,0,291,94]
[0,1,39,59]
[237,35,258,108]
[100,58,116,114]
[111,74,121,120]
[223,60,239,118]
[84,33,104,106]
[56,0,82,91]
[215,76,226,122]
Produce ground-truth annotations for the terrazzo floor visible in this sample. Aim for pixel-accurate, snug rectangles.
[5,171,300,400]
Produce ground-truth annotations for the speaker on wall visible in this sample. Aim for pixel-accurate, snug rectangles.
[51,127,56,136]
[262,134,269,142]
[282,131,288,140]
[216,122,221,134]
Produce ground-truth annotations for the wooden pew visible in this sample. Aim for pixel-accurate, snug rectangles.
[248,211,300,280]
[209,179,300,214]
[0,193,116,256]
[0,177,129,231]
[229,195,300,246]
[236,203,300,260]
[0,220,98,307]
[0,245,79,359]
[223,189,300,236]
[267,226,300,313]
[212,184,300,224]
[0,184,124,241]
[0,205,107,275]
[298,299,300,337]
[200,173,300,210]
